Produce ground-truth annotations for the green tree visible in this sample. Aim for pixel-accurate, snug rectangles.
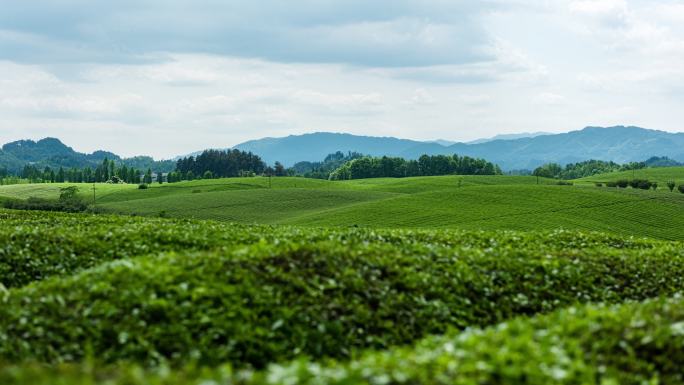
[274,162,286,177]
[144,168,153,184]
[56,167,65,183]
[59,186,79,201]
[157,171,163,184]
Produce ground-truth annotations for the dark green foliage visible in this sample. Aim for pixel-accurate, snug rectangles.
[3,297,684,384]
[2,197,85,212]
[144,169,153,184]
[532,162,563,178]
[594,182,603,187]
[138,183,148,190]
[616,179,629,188]
[644,156,683,167]
[274,162,287,177]
[679,185,684,194]
[622,179,656,190]
[534,159,647,180]
[18,157,144,184]
[668,181,676,192]
[176,149,265,180]
[329,154,501,180]
[0,216,683,368]
[290,151,364,179]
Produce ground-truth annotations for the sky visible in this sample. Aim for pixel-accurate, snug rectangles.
[1,0,683,159]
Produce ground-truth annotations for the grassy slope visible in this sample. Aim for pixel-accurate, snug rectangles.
[577,166,684,185]
[1,175,683,239]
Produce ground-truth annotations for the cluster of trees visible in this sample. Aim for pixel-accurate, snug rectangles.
[329,154,502,180]
[175,149,265,180]
[533,160,647,179]
[20,158,147,184]
[291,151,364,179]
[644,156,683,167]
[600,179,658,190]
[593,179,684,193]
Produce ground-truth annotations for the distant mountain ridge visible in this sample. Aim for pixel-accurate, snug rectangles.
[0,138,174,173]
[233,126,684,170]
[466,131,552,144]
[4,126,683,174]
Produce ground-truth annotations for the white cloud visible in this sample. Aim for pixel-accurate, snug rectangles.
[534,92,565,106]
[0,1,683,159]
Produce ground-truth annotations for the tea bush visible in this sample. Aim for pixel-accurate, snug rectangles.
[1,238,683,368]
[2,296,684,384]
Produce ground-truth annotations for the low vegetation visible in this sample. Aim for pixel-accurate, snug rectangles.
[2,296,684,384]
[1,211,683,369]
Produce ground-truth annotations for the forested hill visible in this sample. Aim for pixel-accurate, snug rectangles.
[234,126,684,170]
[0,138,174,173]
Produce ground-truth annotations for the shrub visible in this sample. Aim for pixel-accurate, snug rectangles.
[2,196,87,213]
[606,181,617,187]
[556,180,573,186]
[594,182,603,187]
[138,183,148,190]
[679,185,684,194]
[3,297,684,384]
[637,180,652,190]
[616,179,629,188]
[1,237,684,368]
[651,182,658,190]
[0,211,666,289]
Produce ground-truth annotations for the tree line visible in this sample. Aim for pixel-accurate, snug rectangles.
[291,151,364,179]
[329,154,502,180]
[533,159,646,179]
[19,158,147,184]
[175,149,266,180]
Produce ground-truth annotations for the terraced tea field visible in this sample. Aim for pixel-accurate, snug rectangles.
[1,209,684,383]
[3,171,681,239]
[578,166,684,185]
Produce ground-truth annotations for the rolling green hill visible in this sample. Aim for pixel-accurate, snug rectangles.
[2,174,682,240]
[577,166,684,185]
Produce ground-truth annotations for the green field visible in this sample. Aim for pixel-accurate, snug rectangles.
[2,171,682,240]
[577,166,684,185]
[2,168,684,383]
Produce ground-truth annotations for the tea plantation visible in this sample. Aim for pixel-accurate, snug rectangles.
[2,172,682,240]
[2,170,684,383]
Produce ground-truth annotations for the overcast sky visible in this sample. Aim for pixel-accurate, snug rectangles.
[1,0,683,159]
